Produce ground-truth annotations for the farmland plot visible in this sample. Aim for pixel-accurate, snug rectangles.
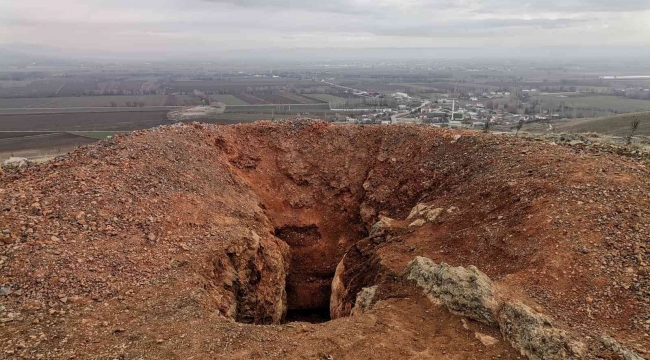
[255,94,297,104]
[302,94,349,104]
[0,111,172,132]
[211,95,249,105]
[280,93,323,104]
[0,79,66,98]
[234,94,270,105]
[0,98,57,109]
[56,79,101,96]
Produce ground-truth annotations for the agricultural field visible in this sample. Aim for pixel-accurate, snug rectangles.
[234,93,270,105]
[224,103,330,113]
[0,76,167,98]
[534,94,650,114]
[301,94,349,104]
[0,95,192,109]
[168,78,319,93]
[548,111,650,137]
[0,110,172,132]
[203,113,294,123]
[56,79,103,96]
[255,94,296,104]
[279,93,322,104]
[97,78,160,93]
[0,79,66,97]
[210,94,249,105]
[68,131,120,140]
[0,132,98,161]
[0,98,55,108]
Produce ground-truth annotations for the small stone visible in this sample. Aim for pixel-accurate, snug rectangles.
[475,332,499,346]
[0,287,11,296]
[148,233,156,241]
[1,237,14,245]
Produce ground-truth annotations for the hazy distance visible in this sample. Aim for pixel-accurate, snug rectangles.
[1,0,650,62]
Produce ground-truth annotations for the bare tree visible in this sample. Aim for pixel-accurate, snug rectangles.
[515,119,524,137]
[483,119,491,133]
[627,118,641,145]
[110,101,117,108]
[125,101,132,107]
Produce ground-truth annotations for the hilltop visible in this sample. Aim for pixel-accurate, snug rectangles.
[0,121,648,359]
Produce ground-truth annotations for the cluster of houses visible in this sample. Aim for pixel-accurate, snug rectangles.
[331,86,571,130]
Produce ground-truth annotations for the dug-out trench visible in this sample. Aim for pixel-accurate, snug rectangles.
[219,124,468,326]
[273,221,368,323]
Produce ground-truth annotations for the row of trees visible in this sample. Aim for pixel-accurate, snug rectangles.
[110,101,146,108]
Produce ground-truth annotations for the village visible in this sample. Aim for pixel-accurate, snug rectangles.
[335,89,561,131]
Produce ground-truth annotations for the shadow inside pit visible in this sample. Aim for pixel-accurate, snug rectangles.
[284,308,331,324]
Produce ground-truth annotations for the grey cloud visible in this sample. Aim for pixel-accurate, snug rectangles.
[478,0,650,12]
[0,0,648,56]
[203,0,650,14]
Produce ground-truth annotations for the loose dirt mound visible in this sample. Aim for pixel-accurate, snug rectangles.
[0,120,648,359]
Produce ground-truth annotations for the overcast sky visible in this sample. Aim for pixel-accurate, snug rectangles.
[0,0,649,59]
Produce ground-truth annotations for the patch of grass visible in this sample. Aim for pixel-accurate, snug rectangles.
[551,112,650,137]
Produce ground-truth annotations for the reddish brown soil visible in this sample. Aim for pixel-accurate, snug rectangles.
[0,121,648,359]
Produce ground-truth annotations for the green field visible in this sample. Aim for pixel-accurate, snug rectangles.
[211,94,249,106]
[0,98,53,108]
[535,94,650,114]
[301,94,348,104]
[224,103,330,113]
[550,112,650,137]
[0,95,185,108]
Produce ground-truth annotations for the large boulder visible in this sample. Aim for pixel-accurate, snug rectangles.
[405,256,499,325]
[600,336,645,360]
[498,301,581,360]
[2,157,32,171]
[405,257,595,360]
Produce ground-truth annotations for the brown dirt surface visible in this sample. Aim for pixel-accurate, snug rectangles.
[0,120,648,359]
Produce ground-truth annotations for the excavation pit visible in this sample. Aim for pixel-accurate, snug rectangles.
[210,122,573,328]
[274,224,341,324]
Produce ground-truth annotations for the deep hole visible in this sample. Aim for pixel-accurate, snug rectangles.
[274,224,335,323]
[284,308,331,324]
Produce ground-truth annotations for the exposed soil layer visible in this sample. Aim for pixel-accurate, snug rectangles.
[0,120,649,359]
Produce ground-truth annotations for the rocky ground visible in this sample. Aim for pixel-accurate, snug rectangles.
[0,120,648,359]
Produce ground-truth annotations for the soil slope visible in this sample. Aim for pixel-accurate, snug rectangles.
[0,120,648,359]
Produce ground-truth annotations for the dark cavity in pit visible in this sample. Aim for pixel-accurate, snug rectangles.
[284,308,331,324]
[274,224,334,323]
